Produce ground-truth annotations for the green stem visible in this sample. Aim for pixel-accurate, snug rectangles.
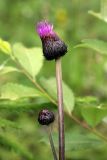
[101,0,107,22]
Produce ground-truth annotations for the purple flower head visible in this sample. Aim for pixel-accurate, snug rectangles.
[37,21,54,38]
[36,21,67,60]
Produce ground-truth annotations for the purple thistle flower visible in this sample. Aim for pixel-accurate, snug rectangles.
[37,21,54,38]
[36,21,67,60]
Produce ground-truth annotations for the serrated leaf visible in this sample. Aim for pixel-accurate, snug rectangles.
[0,39,12,55]
[75,39,107,55]
[81,105,107,127]
[40,77,75,114]
[0,83,43,100]
[0,66,19,75]
[13,43,44,79]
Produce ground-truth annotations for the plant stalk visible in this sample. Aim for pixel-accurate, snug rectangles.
[55,58,65,160]
[46,127,58,160]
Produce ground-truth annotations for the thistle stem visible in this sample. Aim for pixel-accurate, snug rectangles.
[55,58,65,160]
[46,126,58,160]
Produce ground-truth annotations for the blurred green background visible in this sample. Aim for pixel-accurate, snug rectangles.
[1,0,107,96]
[0,0,107,160]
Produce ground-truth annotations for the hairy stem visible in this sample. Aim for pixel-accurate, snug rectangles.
[55,58,65,160]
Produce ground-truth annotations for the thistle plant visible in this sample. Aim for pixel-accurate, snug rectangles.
[1,4,107,159]
[37,21,67,160]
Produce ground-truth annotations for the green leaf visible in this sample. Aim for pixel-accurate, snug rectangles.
[0,134,34,160]
[40,131,103,151]
[81,105,107,127]
[0,66,19,75]
[0,99,54,112]
[65,132,102,151]
[13,43,44,79]
[0,118,20,129]
[0,39,12,55]
[40,77,75,114]
[0,83,43,100]
[75,39,107,55]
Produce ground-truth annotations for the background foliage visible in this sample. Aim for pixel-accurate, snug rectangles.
[0,0,107,159]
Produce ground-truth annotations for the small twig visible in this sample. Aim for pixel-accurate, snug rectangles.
[46,126,58,160]
[55,58,65,160]
[23,72,56,105]
[12,55,57,105]
[71,114,107,142]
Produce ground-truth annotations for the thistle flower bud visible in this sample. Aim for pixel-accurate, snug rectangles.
[38,109,55,125]
[36,21,67,60]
